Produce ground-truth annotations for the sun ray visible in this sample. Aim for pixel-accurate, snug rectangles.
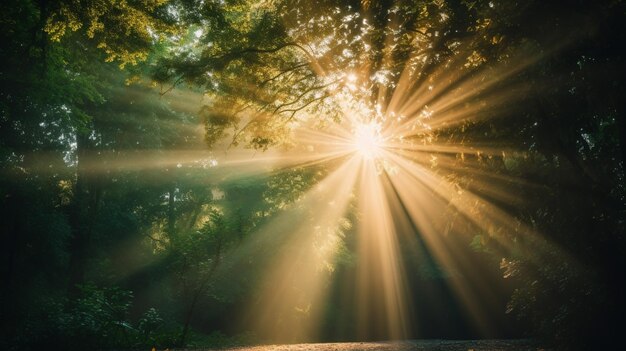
[354,158,411,340]
[93,6,587,343]
[231,156,361,341]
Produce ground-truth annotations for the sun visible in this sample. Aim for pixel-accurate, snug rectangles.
[352,122,384,159]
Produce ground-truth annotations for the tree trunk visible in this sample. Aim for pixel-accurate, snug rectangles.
[168,186,176,236]
[178,237,223,346]
[0,188,22,335]
[67,133,101,297]
[36,0,49,76]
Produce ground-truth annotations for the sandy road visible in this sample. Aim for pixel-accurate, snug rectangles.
[202,339,545,351]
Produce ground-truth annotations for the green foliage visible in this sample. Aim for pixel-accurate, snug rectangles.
[45,0,176,67]
[16,285,185,350]
[262,167,326,214]
[137,307,165,343]
[61,284,134,348]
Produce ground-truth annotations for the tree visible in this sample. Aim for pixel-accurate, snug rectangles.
[154,0,489,147]
[0,1,201,348]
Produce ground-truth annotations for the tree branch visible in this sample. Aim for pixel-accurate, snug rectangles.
[278,92,330,122]
[273,80,336,114]
[160,75,185,97]
[260,62,309,87]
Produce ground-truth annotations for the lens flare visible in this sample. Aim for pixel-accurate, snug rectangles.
[352,122,384,160]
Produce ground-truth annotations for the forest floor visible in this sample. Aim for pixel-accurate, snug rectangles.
[198,339,547,351]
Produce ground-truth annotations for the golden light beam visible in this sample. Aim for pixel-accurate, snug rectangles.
[379,148,575,332]
[160,8,588,342]
[354,157,411,340]
[234,156,360,342]
[380,149,501,334]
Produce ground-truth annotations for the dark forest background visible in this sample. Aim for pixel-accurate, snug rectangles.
[1,0,625,350]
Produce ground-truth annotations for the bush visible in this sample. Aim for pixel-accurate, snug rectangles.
[16,284,182,350]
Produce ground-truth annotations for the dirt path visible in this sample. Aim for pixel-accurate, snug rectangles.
[203,340,546,351]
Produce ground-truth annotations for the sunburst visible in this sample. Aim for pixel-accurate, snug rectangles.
[351,122,385,160]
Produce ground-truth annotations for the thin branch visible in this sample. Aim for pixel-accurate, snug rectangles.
[227,81,334,149]
[273,80,338,114]
[260,62,309,87]
[226,103,256,148]
[160,75,185,97]
[407,27,429,39]
[228,118,257,149]
[209,42,315,68]
[283,94,329,125]
[278,92,330,120]
[256,71,316,111]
